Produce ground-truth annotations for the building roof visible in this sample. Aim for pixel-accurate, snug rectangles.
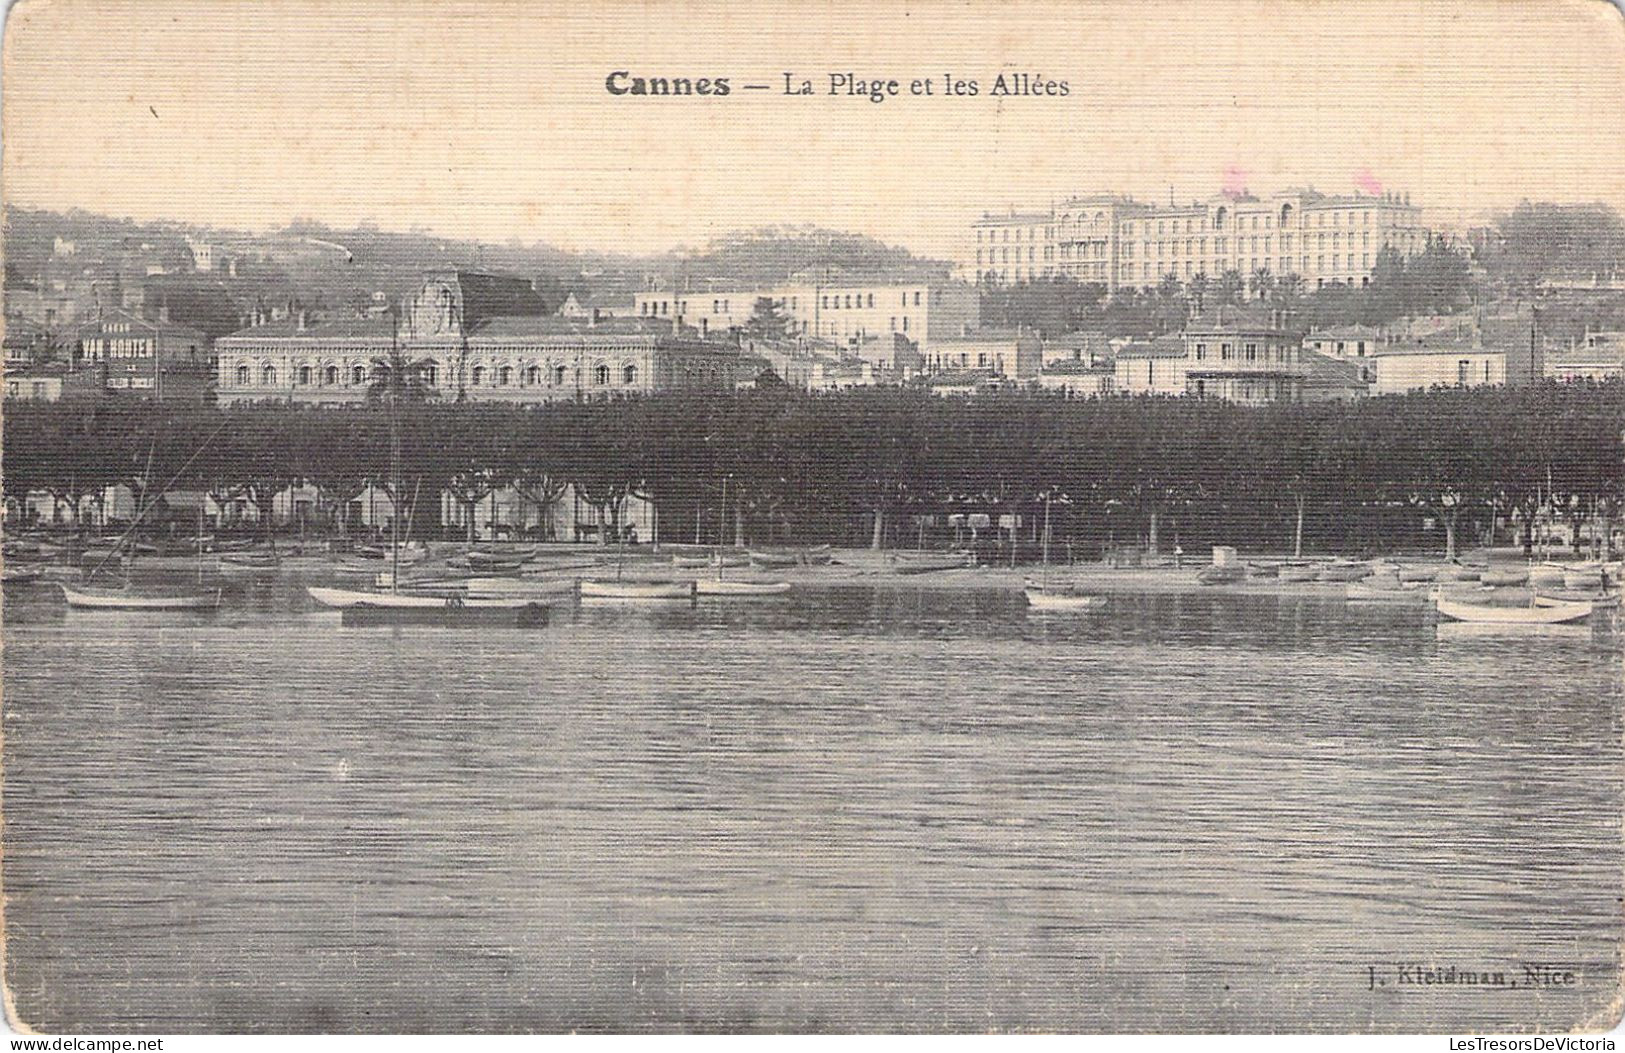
[973,210,1052,226]
[1184,304,1293,335]
[931,327,1033,345]
[220,315,394,341]
[1041,359,1114,376]
[1115,336,1187,360]
[926,368,1000,387]
[1305,324,1383,343]
[1302,351,1368,388]
[79,308,207,342]
[1370,339,1506,357]
[468,315,708,341]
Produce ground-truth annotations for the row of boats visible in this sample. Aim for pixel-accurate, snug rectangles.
[1200,555,1621,625]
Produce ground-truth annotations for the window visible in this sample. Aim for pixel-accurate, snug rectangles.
[324,365,338,385]
[594,365,610,385]
[554,365,567,386]
[471,366,484,386]
[914,292,922,306]
[526,366,540,385]
[1245,343,1257,361]
[352,366,366,385]
[1221,343,1232,360]
[623,364,637,385]
[235,365,250,385]
[867,294,875,307]
[263,366,277,385]
[845,295,852,308]
[498,366,512,386]
[1195,343,1206,361]
[902,317,909,332]
[1458,360,1470,385]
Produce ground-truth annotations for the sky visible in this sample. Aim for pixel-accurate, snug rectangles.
[4,0,1624,259]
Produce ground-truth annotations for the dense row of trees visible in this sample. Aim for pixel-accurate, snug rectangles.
[4,383,1621,558]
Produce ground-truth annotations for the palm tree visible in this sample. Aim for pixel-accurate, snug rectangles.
[1217,268,1246,306]
[1187,272,1210,314]
[1249,266,1276,303]
[366,310,436,405]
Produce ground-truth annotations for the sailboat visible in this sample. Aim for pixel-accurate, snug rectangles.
[1024,492,1105,612]
[64,431,225,612]
[696,475,791,597]
[305,315,545,625]
[582,486,694,601]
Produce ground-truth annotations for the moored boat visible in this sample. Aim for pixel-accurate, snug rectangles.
[671,554,713,569]
[1196,564,1247,585]
[464,577,579,600]
[1023,587,1106,611]
[341,601,548,628]
[1395,565,1440,583]
[1479,568,1529,587]
[1276,563,1321,583]
[61,583,221,611]
[2,567,43,585]
[695,578,791,597]
[579,579,695,601]
[748,549,801,569]
[889,551,971,574]
[1316,561,1372,582]
[1434,595,1593,625]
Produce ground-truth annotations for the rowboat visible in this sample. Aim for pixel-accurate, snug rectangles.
[219,552,280,571]
[1564,568,1606,590]
[889,552,971,574]
[801,545,835,565]
[1346,580,1428,603]
[1479,568,1529,587]
[748,550,801,570]
[1247,562,1281,578]
[1434,595,1593,625]
[1196,564,1246,585]
[1535,589,1622,609]
[1528,565,1567,589]
[1316,562,1372,582]
[671,554,713,569]
[61,583,221,611]
[695,578,791,597]
[466,549,533,568]
[464,577,579,600]
[1023,587,1106,611]
[341,602,548,628]
[2,567,43,585]
[307,584,545,610]
[1441,564,1486,582]
[1395,565,1440,583]
[1277,563,1321,583]
[579,579,695,601]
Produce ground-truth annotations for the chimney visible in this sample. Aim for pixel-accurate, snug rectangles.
[297,308,309,331]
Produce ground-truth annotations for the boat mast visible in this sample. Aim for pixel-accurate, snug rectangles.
[389,309,402,596]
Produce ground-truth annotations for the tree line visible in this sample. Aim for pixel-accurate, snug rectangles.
[3,382,1621,558]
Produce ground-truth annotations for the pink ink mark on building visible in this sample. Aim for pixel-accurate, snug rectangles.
[1354,167,1384,195]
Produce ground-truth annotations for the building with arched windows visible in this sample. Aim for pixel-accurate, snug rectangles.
[214,272,739,406]
[962,186,1430,295]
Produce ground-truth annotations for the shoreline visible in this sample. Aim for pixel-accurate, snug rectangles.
[40,542,1610,602]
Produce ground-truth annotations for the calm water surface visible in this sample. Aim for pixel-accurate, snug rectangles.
[3,571,1621,1032]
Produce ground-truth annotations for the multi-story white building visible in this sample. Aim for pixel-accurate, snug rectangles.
[964,187,1430,294]
[632,279,979,354]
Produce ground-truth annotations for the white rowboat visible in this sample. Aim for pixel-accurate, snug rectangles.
[306,585,540,610]
[61,584,221,611]
[579,579,695,601]
[1434,595,1593,625]
[695,579,791,597]
[1023,588,1106,611]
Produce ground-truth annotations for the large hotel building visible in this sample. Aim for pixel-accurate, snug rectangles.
[963,187,1430,292]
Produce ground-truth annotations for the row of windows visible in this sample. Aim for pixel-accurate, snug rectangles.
[1192,342,1297,363]
[230,362,643,388]
[978,205,1392,250]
